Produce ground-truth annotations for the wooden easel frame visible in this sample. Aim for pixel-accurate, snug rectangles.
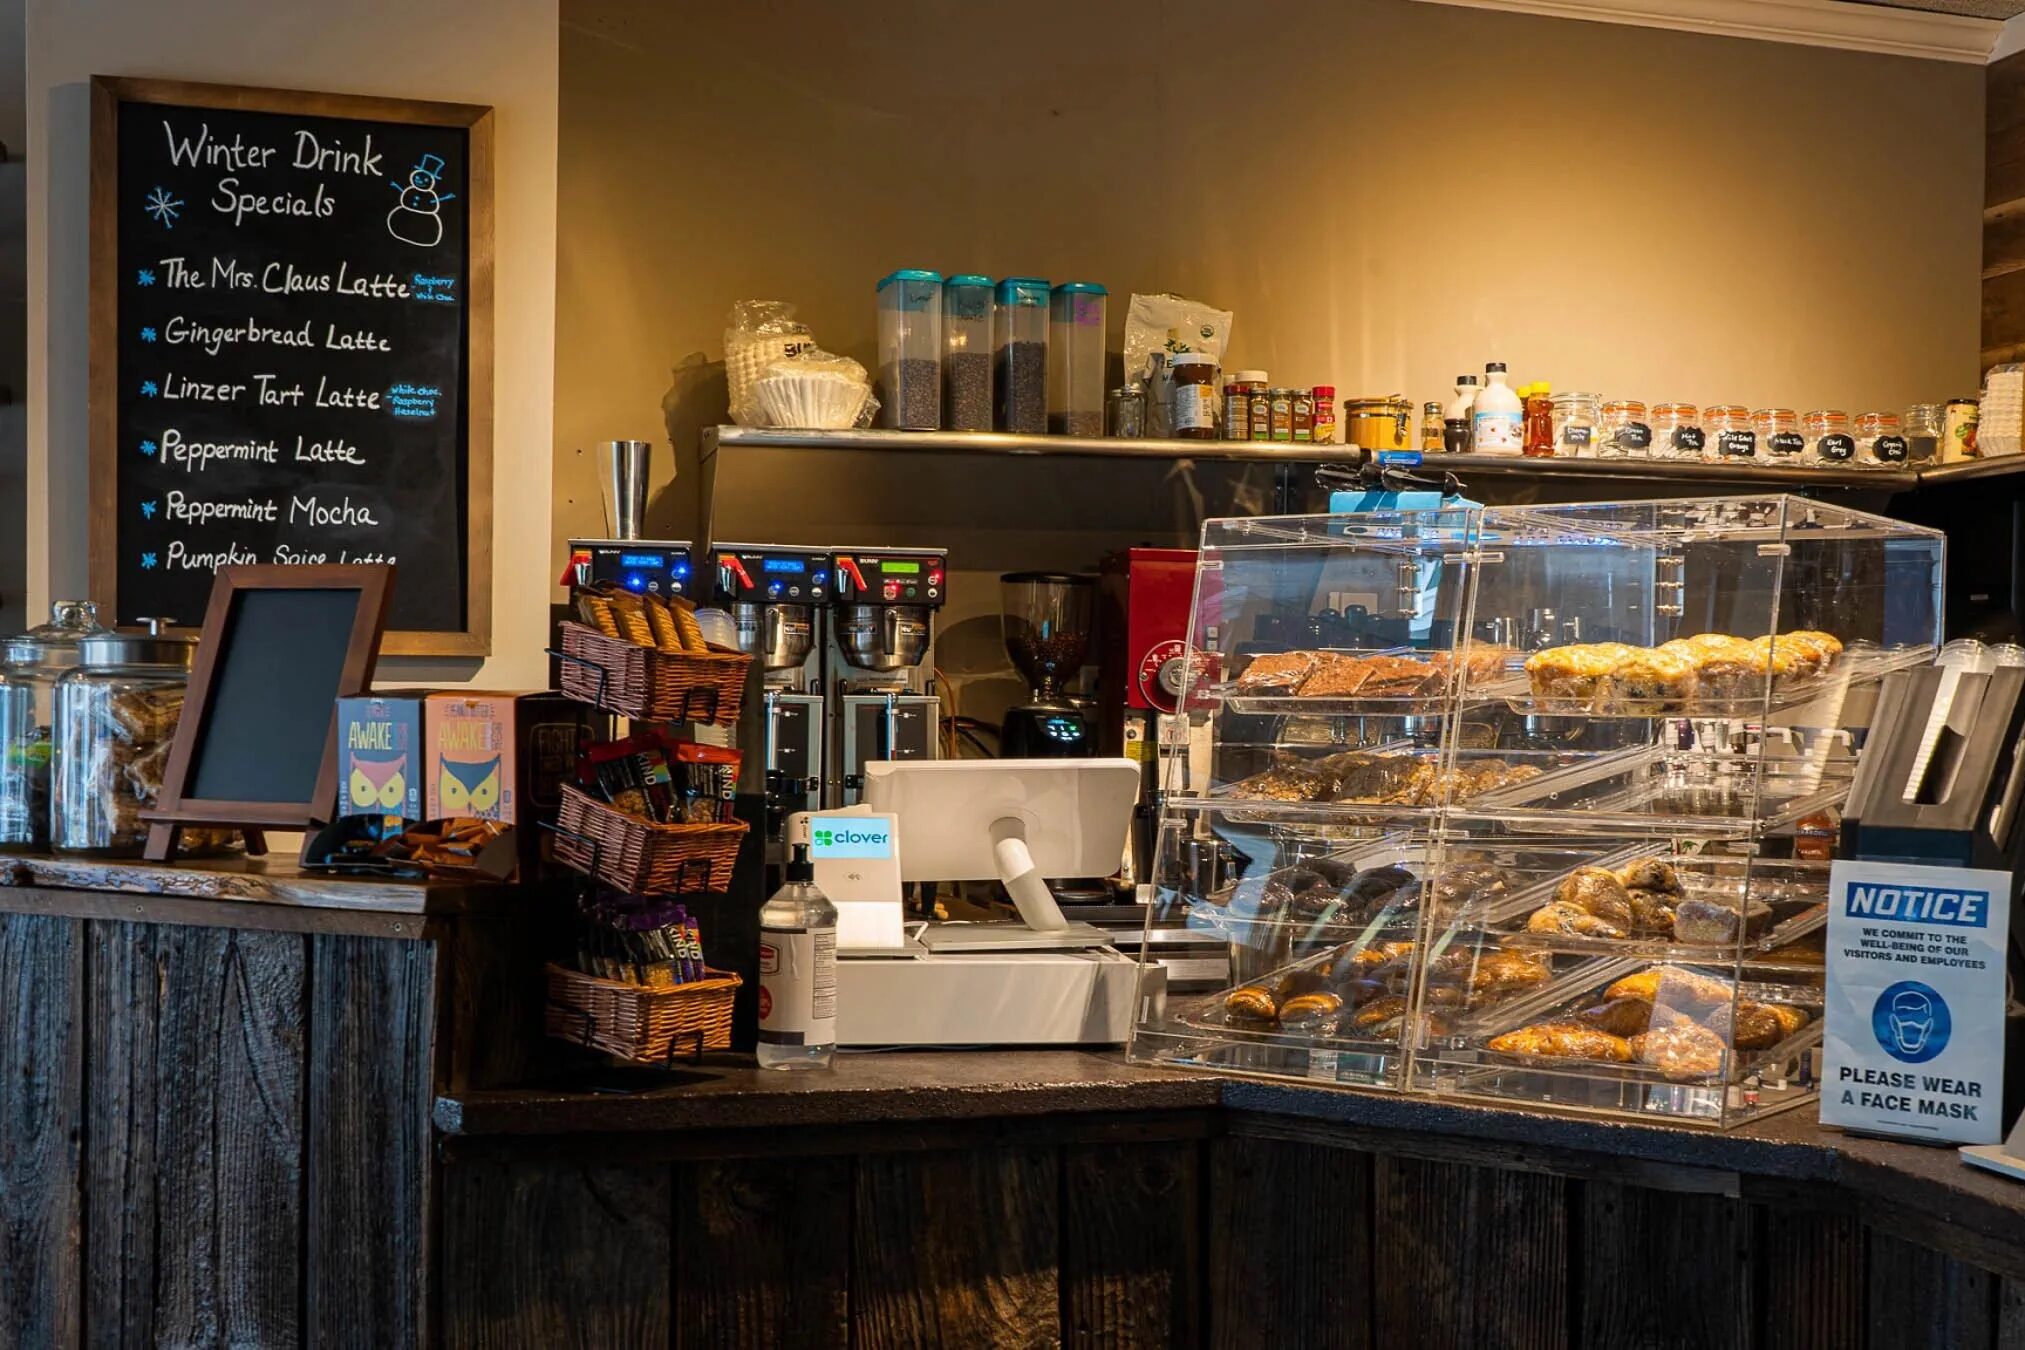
[87,75,494,656]
[142,564,392,862]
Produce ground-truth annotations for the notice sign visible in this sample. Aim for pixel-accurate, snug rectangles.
[1821,861,2009,1144]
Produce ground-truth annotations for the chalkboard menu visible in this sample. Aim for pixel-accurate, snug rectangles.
[90,78,493,657]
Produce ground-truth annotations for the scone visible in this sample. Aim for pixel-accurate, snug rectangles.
[1630,1022,1726,1078]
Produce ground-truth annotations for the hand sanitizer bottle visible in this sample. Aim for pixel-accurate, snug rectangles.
[757,842,838,1070]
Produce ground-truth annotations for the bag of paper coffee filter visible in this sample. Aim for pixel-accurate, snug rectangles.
[724,299,816,426]
[752,347,878,430]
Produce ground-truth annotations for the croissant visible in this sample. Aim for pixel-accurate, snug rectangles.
[1487,1021,1633,1063]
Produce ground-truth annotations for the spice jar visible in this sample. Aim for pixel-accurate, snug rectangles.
[1105,384,1144,438]
[1047,282,1107,436]
[1312,386,1337,446]
[1420,401,1444,453]
[941,274,994,432]
[1902,403,1942,464]
[1754,408,1802,462]
[1803,409,1854,466]
[993,277,1050,434]
[1944,399,1981,461]
[1598,400,1650,458]
[1703,404,1754,461]
[52,622,199,856]
[1650,403,1703,460]
[1268,388,1294,442]
[1291,389,1316,443]
[875,269,944,431]
[1550,391,1601,458]
[0,601,108,850]
[1171,354,1219,440]
[1344,396,1413,451]
[1856,411,1908,469]
[1224,370,1266,442]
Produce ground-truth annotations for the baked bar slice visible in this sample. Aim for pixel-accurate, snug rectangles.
[1235,650,1318,691]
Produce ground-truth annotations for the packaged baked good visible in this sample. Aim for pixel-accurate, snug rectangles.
[1707,999,1797,1050]
[1630,1022,1725,1078]
[1672,895,1773,946]
[1577,995,1654,1037]
[1235,651,1318,691]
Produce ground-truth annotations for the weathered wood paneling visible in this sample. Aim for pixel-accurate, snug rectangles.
[1211,1135,1372,1350]
[89,923,306,1348]
[851,1147,1060,1350]
[0,914,83,1349]
[675,1155,850,1349]
[1062,1140,1201,1350]
[1756,1208,1866,1350]
[1374,1154,1565,1350]
[442,1160,672,1349]
[1869,1230,1998,1350]
[305,934,437,1348]
[1582,1182,1751,1350]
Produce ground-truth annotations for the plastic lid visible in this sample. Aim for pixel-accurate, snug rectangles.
[1052,281,1108,296]
[1232,370,1269,384]
[945,273,992,289]
[1170,353,1217,366]
[785,842,814,884]
[1312,385,1335,396]
[1456,374,1478,385]
[996,277,1051,303]
[1533,381,1551,396]
[1485,361,1507,373]
[876,269,944,291]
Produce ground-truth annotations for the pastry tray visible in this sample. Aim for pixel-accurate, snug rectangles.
[1427,956,1826,1086]
[1183,746,1581,823]
[1495,642,1933,721]
[1457,742,1853,836]
[1207,645,1528,718]
[1483,854,1830,959]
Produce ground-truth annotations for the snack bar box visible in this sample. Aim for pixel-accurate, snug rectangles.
[422,691,586,826]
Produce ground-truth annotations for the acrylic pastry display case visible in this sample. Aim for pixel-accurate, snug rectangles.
[1128,495,1944,1127]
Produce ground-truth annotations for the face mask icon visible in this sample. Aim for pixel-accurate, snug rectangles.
[1887,989,1936,1056]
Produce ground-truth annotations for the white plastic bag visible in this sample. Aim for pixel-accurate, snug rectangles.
[1122,292,1234,391]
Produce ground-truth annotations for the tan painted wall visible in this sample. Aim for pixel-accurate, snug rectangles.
[555,0,1983,558]
[29,0,559,685]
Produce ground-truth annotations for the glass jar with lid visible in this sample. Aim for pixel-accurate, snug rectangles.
[1703,404,1754,462]
[1549,391,1601,458]
[1650,403,1702,460]
[1856,411,1909,469]
[1598,400,1650,458]
[1753,408,1802,462]
[52,621,198,856]
[0,601,109,849]
[1903,403,1943,464]
[1803,410,1854,466]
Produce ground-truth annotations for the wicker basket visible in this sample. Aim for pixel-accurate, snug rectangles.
[545,962,740,1063]
[552,784,747,894]
[557,620,751,724]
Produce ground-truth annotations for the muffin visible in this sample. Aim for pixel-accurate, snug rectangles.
[1602,646,1698,713]
[1526,643,1628,710]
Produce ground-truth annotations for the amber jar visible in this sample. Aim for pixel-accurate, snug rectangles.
[1171,354,1219,440]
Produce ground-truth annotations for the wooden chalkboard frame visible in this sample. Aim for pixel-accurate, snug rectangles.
[88,76,494,657]
[141,563,393,863]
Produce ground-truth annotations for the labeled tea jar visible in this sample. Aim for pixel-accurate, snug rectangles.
[0,601,108,849]
[1703,404,1755,461]
[1803,409,1855,466]
[1650,403,1702,460]
[52,623,197,855]
[1549,390,1601,457]
[1754,408,1803,462]
[875,269,944,431]
[1856,411,1909,469]
[1598,400,1650,458]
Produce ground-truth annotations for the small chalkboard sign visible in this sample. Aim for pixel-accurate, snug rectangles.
[89,77,492,656]
[142,564,392,863]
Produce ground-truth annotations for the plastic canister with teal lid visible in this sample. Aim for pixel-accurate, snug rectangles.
[875,269,943,430]
[994,277,1050,434]
[1048,282,1107,437]
[942,274,993,431]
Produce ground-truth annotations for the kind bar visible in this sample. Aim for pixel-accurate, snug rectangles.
[584,733,677,822]
[669,739,741,823]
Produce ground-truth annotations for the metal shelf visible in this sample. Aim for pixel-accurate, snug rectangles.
[698,426,2023,491]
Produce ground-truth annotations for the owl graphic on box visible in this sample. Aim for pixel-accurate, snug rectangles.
[348,751,410,815]
[437,754,503,818]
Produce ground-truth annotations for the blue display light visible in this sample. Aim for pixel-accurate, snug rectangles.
[626,574,646,591]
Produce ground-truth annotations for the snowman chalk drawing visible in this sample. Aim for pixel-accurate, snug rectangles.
[387,153,455,247]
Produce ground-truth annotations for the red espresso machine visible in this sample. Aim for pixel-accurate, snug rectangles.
[1097,548,1199,880]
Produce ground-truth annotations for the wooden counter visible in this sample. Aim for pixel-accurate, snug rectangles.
[5,863,2022,1349]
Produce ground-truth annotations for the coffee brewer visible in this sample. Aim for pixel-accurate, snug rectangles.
[712,543,833,833]
[563,538,696,599]
[828,548,947,806]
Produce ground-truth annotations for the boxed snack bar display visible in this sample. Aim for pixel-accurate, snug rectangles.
[1128,496,1944,1130]
[423,691,585,826]
[336,693,429,821]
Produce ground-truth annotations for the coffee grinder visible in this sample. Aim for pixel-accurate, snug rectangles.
[712,543,833,837]
[828,548,947,806]
[1000,572,1097,758]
